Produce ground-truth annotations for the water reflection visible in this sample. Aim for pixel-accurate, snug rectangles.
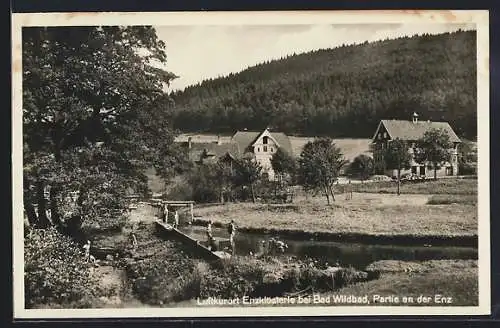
[180,225,478,270]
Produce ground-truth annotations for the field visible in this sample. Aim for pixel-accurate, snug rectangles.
[175,134,371,160]
[351,178,477,195]
[193,178,478,240]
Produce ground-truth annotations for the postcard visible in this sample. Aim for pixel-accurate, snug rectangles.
[12,10,490,318]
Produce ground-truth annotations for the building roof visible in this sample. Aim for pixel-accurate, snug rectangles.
[186,142,240,162]
[231,130,293,155]
[375,120,461,143]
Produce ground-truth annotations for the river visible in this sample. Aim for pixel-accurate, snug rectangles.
[179,225,477,270]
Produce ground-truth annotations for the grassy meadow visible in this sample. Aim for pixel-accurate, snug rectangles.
[350,178,477,195]
[193,179,478,239]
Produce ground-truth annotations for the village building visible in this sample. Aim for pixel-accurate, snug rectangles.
[179,128,293,180]
[371,113,461,178]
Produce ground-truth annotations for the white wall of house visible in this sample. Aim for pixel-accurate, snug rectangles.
[252,130,279,180]
[385,143,459,178]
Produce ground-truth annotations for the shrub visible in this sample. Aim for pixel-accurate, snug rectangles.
[24,227,100,308]
[165,179,194,201]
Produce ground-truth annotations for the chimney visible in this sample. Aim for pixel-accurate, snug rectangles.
[188,137,192,149]
[412,112,419,124]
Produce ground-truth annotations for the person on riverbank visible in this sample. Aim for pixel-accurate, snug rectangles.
[130,232,138,251]
[174,211,179,229]
[206,220,213,242]
[228,220,236,254]
[83,240,91,262]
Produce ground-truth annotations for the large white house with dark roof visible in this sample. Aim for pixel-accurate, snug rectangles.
[372,113,461,178]
[180,128,293,180]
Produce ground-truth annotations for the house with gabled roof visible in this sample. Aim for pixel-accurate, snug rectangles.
[231,128,293,180]
[372,112,461,178]
[179,128,293,180]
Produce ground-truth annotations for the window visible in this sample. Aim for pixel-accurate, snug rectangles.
[411,166,417,174]
[257,147,260,152]
[264,146,268,152]
[271,147,274,152]
[446,166,453,176]
[263,136,269,144]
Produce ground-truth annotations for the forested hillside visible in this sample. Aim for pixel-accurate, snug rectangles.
[170,30,477,139]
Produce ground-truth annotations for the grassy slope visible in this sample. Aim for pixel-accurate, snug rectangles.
[334,260,478,306]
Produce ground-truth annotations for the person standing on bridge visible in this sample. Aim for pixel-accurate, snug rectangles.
[206,220,213,242]
[174,210,179,229]
[162,204,169,224]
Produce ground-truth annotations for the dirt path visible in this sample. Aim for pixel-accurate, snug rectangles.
[128,202,158,224]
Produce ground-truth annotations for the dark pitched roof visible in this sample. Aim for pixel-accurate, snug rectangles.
[231,131,260,154]
[231,130,293,155]
[375,120,461,143]
[187,142,240,162]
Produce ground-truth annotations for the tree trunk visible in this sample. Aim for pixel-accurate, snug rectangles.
[397,169,401,196]
[23,180,38,226]
[49,184,63,229]
[250,183,256,203]
[434,165,438,180]
[329,185,335,202]
[24,202,38,226]
[324,185,330,205]
[36,181,51,228]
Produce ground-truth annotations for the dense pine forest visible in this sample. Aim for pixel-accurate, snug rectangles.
[170,30,477,139]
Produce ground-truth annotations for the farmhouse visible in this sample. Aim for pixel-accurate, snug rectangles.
[371,113,461,178]
[179,128,293,180]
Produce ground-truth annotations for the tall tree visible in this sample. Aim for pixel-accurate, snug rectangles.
[457,140,477,175]
[347,154,375,182]
[382,138,412,195]
[22,26,179,232]
[234,158,262,203]
[414,128,454,180]
[270,148,297,185]
[298,138,348,205]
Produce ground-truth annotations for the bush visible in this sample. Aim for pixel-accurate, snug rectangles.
[127,257,201,304]
[24,227,100,308]
[459,162,477,175]
[164,179,194,201]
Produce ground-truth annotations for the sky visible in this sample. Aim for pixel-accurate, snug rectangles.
[155,23,476,91]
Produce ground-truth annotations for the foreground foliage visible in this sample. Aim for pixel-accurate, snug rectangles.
[23,26,180,233]
[24,227,100,308]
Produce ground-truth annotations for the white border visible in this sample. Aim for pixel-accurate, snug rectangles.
[12,10,490,319]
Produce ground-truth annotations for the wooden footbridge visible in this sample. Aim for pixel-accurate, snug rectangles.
[155,221,232,261]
